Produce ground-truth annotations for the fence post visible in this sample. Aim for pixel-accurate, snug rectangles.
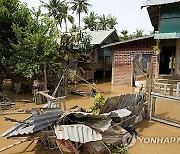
[146,62,152,119]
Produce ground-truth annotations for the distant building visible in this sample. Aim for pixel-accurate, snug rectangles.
[69,29,119,81]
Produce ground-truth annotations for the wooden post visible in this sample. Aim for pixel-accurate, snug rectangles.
[146,62,152,119]
[176,82,180,97]
[131,58,134,87]
[111,50,115,86]
[44,64,47,91]
[171,51,175,75]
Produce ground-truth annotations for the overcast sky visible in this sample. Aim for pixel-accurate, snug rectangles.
[20,0,153,34]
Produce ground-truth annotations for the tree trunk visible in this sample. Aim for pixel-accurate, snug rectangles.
[65,19,67,32]
[44,64,47,91]
[78,13,81,29]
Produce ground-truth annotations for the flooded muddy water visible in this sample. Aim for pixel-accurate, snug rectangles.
[0,82,179,154]
[155,98,180,124]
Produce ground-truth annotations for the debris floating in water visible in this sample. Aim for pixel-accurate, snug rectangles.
[0,92,15,110]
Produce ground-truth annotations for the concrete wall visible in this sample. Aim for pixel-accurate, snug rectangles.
[175,39,180,75]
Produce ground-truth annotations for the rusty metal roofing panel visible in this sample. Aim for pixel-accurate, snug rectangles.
[1,109,63,138]
[142,0,180,7]
[54,124,102,143]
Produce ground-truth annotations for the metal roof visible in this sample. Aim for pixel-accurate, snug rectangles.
[105,109,132,118]
[155,33,180,39]
[142,0,180,7]
[1,109,63,138]
[58,112,112,132]
[101,35,154,48]
[54,124,102,143]
[86,29,119,45]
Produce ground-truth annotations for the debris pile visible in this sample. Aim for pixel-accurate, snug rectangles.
[0,92,15,110]
[1,93,145,153]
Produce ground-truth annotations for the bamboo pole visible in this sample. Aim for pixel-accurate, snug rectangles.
[0,139,28,152]
[68,70,104,93]
[0,111,31,115]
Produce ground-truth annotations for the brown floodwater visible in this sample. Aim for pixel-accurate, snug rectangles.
[0,82,180,154]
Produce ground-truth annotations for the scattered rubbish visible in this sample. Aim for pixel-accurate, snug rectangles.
[1,93,145,153]
[71,90,89,97]
[1,108,63,138]
[90,82,97,98]
[82,141,110,154]
[0,92,15,110]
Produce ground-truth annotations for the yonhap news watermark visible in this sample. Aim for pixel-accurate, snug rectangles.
[137,137,180,144]
[126,136,180,147]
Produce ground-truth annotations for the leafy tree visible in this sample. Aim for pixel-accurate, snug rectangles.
[10,8,61,79]
[83,12,98,31]
[107,15,118,29]
[71,0,91,28]
[70,24,78,32]
[98,14,109,30]
[57,2,74,31]
[119,30,129,40]
[97,14,117,30]
[119,29,145,40]
[134,29,144,38]
[11,7,92,79]
[40,0,62,21]
[0,0,31,80]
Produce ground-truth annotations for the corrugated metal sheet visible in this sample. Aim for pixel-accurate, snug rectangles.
[58,112,112,132]
[1,109,63,138]
[154,33,180,39]
[100,94,145,128]
[60,30,119,45]
[107,109,132,118]
[87,29,116,45]
[101,35,154,48]
[54,124,102,143]
[142,0,180,7]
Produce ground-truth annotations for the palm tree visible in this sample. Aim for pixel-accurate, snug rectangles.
[98,14,109,30]
[57,2,74,31]
[83,12,98,31]
[107,15,118,29]
[120,30,129,40]
[70,24,78,32]
[71,0,91,28]
[40,0,62,20]
[134,29,144,38]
